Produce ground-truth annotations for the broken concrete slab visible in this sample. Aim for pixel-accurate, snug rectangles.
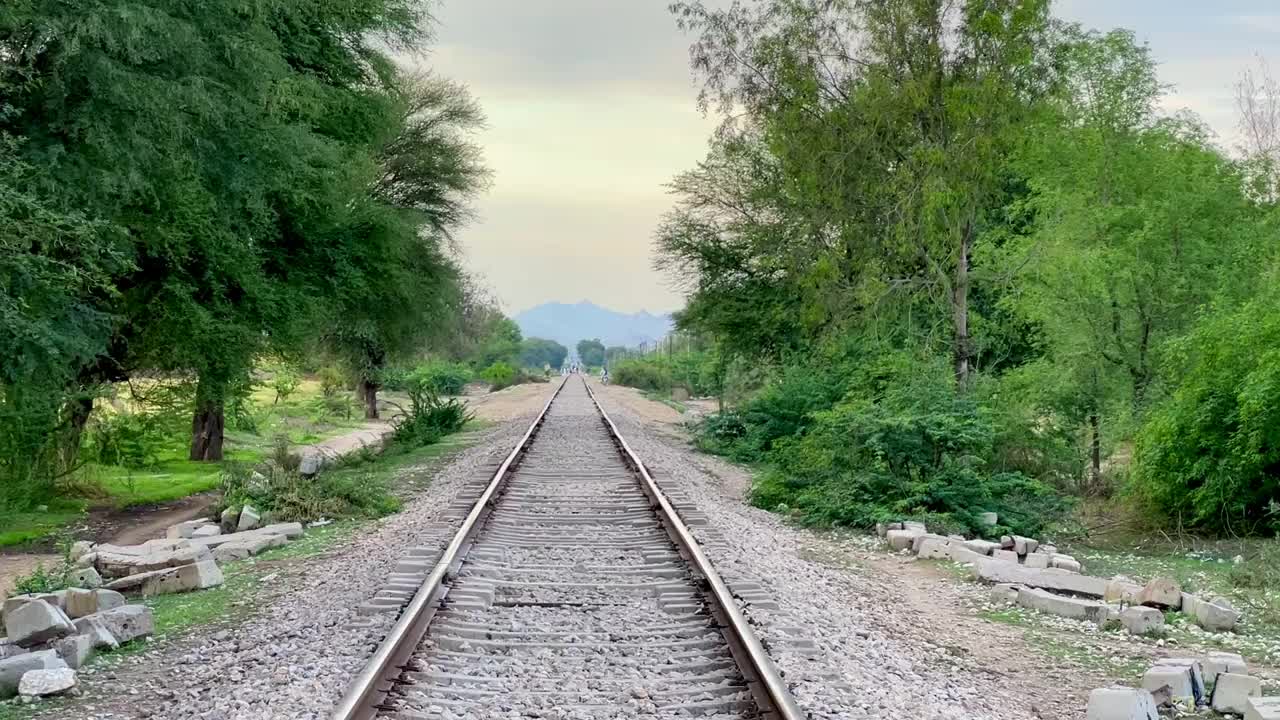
[51,634,92,669]
[1104,576,1141,604]
[63,589,97,620]
[68,541,95,563]
[1246,697,1280,720]
[1158,658,1206,703]
[1017,586,1110,623]
[1085,687,1159,720]
[963,539,999,556]
[237,505,262,532]
[885,529,919,551]
[166,520,208,539]
[94,543,210,579]
[71,616,118,651]
[0,650,66,699]
[104,568,171,593]
[971,557,1109,597]
[90,605,153,645]
[1024,553,1050,569]
[901,521,926,533]
[3,601,74,648]
[1142,665,1195,702]
[18,667,76,697]
[993,549,1020,563]
[999,535,1015,549]
[260,522,304,539]
[1137,577,1182,609]
[1213,673,1262,715]
[191,525,221,539]
[1118,606,1163,636]
[1204,651,1247,680]
[1013,536,1038,555]
[989,584,1019,606]
[1050,556,1081,573]
[141,559,224,597]
[1192,596,1239,632]
[67,566,102,589]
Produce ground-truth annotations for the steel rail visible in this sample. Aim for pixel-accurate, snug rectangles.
[330,375,569,720]
[581,376,806,720]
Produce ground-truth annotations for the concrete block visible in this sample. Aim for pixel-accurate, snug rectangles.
[999,535,1015,549]
[1104,576,1140,604]
[963,539,999,556]
[141,559,224,597]
[1204,651,1246,680]
[1085,687,1159,720]
[1038,544,1058,555]
[1051,556,1081,573]
[1158,658,1205,703]
[1192,597,1239,632]
[67,567,102,589]
[166,520,207,539]
[90,605,153,644]
[993,549,1020,563]
[2,601,73,648]
[885,529,920,551]
[1142,665,1195,701]
[51,634,92,669]
[1118,606,1164,636]
[989,584,1019,606]
[70,616,118,651]
[18,667,76,697]
[1245,697,1280,720]
[902,521,926,533]
[1213,673,1262,715]
[1137,577,1182,609]
[1017,586,1110,623]
[237,505,262,532]
[912,533,949,554]
[63,589,98,620]
[972,558,1109,596]
[1023,553,1050,569]
[191,525,221,539]
[0,650,66,699]
[1013,536,1038,555]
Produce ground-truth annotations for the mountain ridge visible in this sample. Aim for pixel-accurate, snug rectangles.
[514,301,674,353]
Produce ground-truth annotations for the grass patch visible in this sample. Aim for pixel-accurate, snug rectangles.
[979,605,1149,678]
[0,505,84,547]
[641,391,688,414]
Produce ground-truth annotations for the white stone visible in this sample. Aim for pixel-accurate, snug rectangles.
[191,524,222,539]
[1085,687,1159,720]
[1193,597,1239,632]
[1104,576,1140,604]
[0,651,66,698]
[1246,697,1280,720]
[71,616,118,651]
[1012,536,1038,555]
[1159,658,1206,702]
[911,533,949,553]
[68,541,95,563]
[18,667,76,697]
[977,512,998,526]
[901,521,926,533]
[962,539,999,556]
[1204,651,1247,680]
[993,549,1020,563]
[237,505,262,532]
[3,600,74,648]
[1142,665,1195,701]
[1118,607,1164,636]
[885,529,919,551]
[63,588,98,620]
[1213,673,1262,714]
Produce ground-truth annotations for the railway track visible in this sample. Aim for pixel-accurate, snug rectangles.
[332,376,803,720]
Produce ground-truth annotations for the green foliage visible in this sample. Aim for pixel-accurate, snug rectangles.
[397,360,472,396]
[221,461,400,523]
[1133,292,1280,534]
[318,367,347,399]
[86,413,166,469]
[519,338,569,370]
[612,359,672,392]
[480,362,519,391]
[389,370,474,447]
[576,339,606,368]
[9,537,75,596]
[269,366,301,406]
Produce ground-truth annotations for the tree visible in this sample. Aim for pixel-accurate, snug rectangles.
[519,338,568,370]
[576,339,606,367]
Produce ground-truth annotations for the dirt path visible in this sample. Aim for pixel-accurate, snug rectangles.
[461,380,558,422]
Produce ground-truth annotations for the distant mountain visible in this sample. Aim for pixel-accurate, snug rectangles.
[514,301,673,353]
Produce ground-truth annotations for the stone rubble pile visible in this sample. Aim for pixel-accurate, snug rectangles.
[0,507,310,705]
[1088,651,1279,719]
[878,517,1240,634]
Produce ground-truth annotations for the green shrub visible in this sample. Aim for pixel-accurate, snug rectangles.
[612,358,672,392]
[409,360,472,395]
[269,365,301,405]
[389,369,475,447]
[85,412,167,468]
[746,354,1067,535]
[480,362,518,391]
[220,458,400,522]
[1132,293,1280,534]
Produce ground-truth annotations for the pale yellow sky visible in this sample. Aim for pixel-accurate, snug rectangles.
[418,0,1276,315]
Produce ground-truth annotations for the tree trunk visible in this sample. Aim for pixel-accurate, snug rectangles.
[952,222,973,388]
[190,399,225,461]
[359,379,379,420]
[1088,413,1102,494]
[60,395,94,470]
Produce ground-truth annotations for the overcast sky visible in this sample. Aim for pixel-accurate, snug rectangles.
[418,0,1277,315]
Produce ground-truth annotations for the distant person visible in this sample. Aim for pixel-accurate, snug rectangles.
[600,367,610,385]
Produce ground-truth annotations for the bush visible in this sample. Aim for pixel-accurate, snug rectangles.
[1133,294,1280,534]
[409,360,472,395]
[612,358,672,392]
[85,412,168,468]
[480,362,518,391]
[220,460,400,522]
[744,353,1067,535]
[390,369,475,447]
